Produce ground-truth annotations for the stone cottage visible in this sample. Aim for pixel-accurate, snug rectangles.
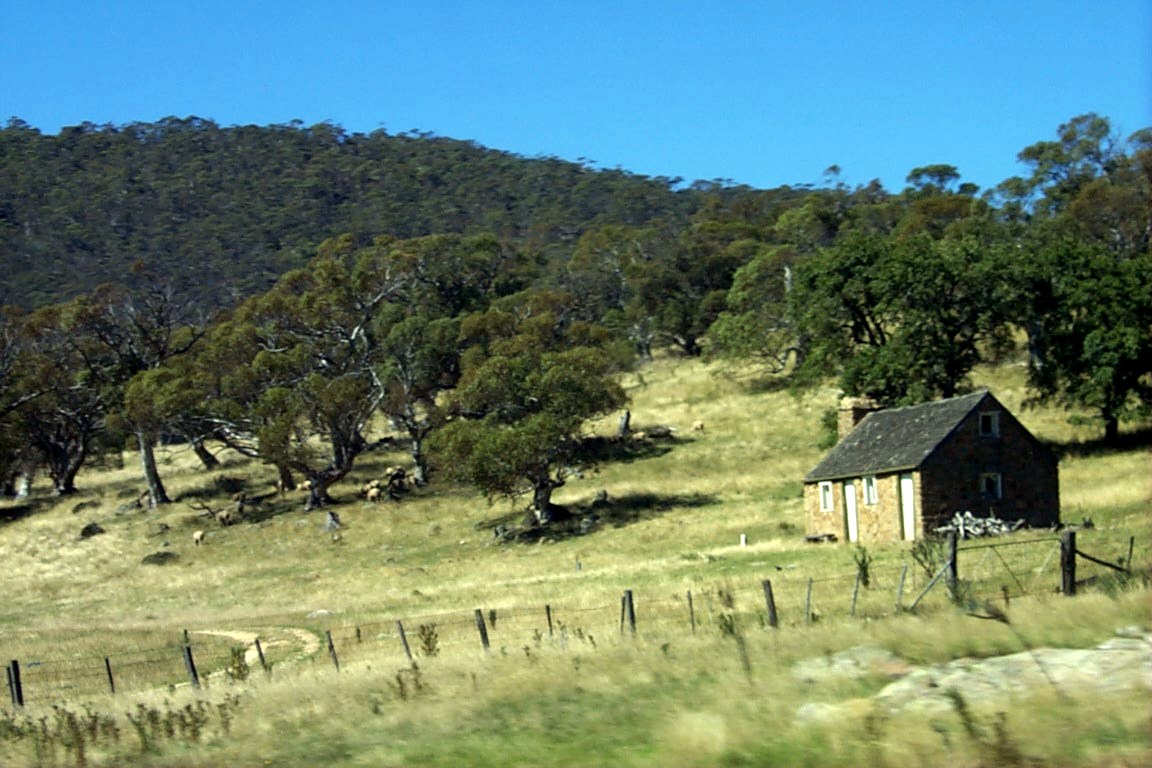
[803,390,1060,543]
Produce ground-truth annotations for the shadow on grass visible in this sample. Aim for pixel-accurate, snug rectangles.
[573,435,675,463]
[1049,426,1152,459]
[484,491,721,545]
[177,473,250,502]
[742,375,795,395]
[0,501,38,525]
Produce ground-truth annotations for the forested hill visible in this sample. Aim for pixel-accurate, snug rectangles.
[0,117,716,309]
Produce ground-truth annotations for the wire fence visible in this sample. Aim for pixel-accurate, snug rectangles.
[959,536,1063,601]
[4,527,1143,708]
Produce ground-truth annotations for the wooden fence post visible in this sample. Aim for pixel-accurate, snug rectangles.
[804,578,814,624]
[545,605,554,638]
[762,579,779,628]
[1061,529,1077,596]
[908,559,952,611]
[181,644,200,689]
[895,563,908,610]
[104,657,116,695]
[687,589,696,633]
[850,570,861,617]
[474,609,491,653]
[623,590,637,636]
[947,530,959,601]
[396,620,413,663]
[254,638,269,672]
[8,661,23,707]
[326,630,340,671]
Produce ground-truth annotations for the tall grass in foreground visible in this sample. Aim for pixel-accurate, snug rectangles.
[1,590,1147,767]
[1,356,1149,766]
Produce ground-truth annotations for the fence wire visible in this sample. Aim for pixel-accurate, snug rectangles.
[958,537,1062,601]
[3,529,1142,706]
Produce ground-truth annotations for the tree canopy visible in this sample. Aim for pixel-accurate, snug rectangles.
[1,113,1149,514]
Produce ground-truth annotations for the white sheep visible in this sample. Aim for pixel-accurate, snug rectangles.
[691,420,705,432]
[192,530,205,546]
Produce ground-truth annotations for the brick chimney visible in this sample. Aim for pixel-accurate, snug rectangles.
[837,396,878,440]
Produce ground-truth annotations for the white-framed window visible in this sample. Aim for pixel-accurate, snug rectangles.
[979,411,1000,438]
[863,475,878,505]
[981,472,1002,500]
[818,481,834,512]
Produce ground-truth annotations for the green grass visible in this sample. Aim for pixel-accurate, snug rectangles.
[0,356,1149,766]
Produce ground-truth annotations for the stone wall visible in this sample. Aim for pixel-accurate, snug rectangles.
[804,400,1059,543]
[920,408,1059,530]
[804,482,844,541]
[804,471,924,544]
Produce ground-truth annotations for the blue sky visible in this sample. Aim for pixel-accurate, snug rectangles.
[4,1,1149,193]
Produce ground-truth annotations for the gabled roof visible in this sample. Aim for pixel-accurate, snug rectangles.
[804,390,993,483]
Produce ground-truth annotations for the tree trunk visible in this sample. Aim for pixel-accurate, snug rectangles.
[531,481,568,524]
[305,484,323,511]
[305,481,335,511]
[617,410,631,438]
[137,431,170,507]
[13,471,32,498]
[1026,319,1047,371]
[1103,415,1120,445]
[191,438,220,470]
[276,464,295,494]
[303,471,338,510]
[410,438,428,487]
[48,447,85,496]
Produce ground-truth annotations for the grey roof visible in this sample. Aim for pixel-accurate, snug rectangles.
[804,390,993,482]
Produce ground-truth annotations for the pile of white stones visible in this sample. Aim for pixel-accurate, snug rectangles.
[935,510,1025,539]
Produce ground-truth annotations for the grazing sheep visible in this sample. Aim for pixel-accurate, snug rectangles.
[631,431,647,441]
[192,530,205,546]
[296,479,313,492]
[386,466,408,496]
[691,420,705,432]
[365,486,383,503]
[216,509,234,526]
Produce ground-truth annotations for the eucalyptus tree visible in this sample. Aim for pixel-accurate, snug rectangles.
[66,274,207,506]
[627,222,747,356]
[194,237,409,509]
[706,241,810,374]
[375,313,460,486]
[431,290,629,523]
[15,301,119,495]
[1019,232,1151,443]
[0,305,39,494]
[1004,115,1152,442]
[833,234,1014,404]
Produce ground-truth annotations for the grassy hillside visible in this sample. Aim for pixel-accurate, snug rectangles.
[1,358,1149,767]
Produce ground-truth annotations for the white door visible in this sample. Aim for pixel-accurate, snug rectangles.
[899,473,916,541]
[843,481,859,542]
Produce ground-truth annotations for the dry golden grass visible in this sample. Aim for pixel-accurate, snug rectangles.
[0,355,1149,766]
